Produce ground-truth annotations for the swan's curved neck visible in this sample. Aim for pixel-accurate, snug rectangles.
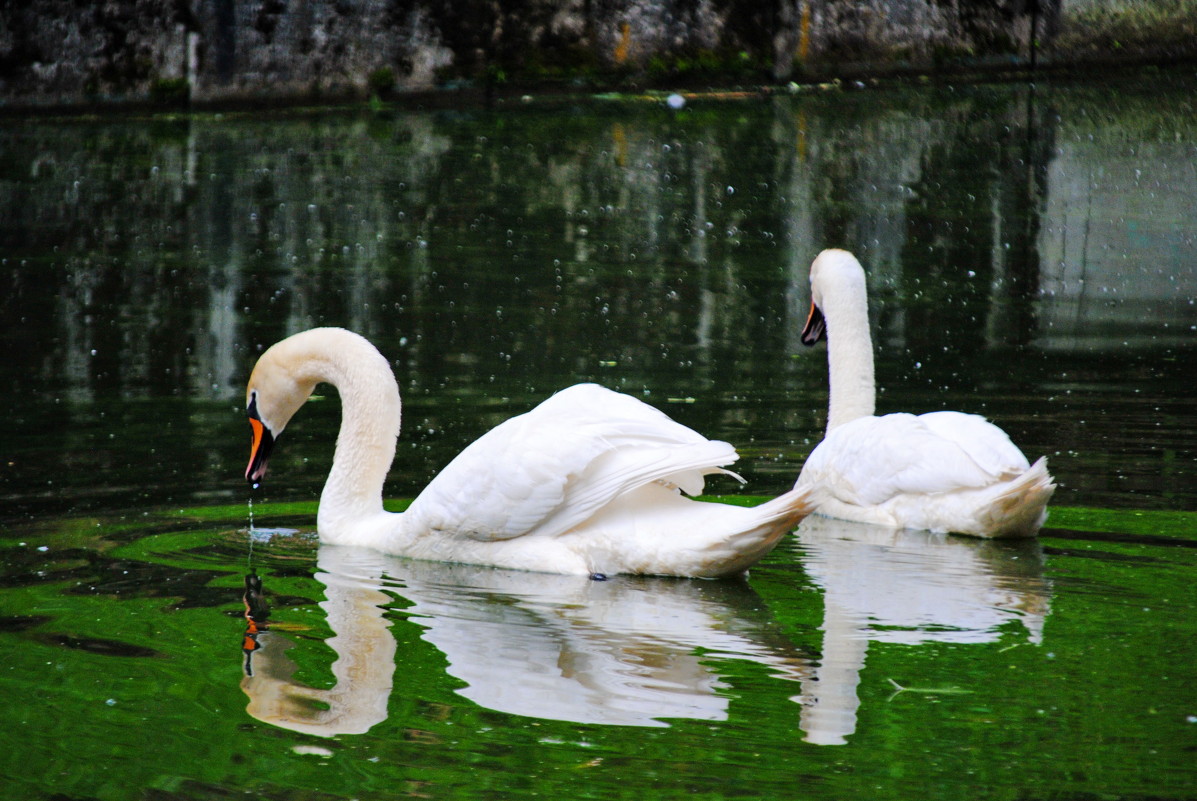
[306,337,403,538]
[823,278,876,432]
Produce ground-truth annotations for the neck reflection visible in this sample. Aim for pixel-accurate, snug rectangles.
[794,516,1051,745]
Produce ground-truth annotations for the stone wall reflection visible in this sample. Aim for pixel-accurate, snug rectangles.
[1037,90,1197,351]
[1,83,1194,511]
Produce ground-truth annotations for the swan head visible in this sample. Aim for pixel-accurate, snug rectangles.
[801,249,867,347]
[244,335,324,486]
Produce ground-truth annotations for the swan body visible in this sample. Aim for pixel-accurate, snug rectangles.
[795,249,1055,538]
[245,328,814,577]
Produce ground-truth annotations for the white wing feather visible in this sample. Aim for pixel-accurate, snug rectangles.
[916,411,1031,478]
[801,412,1030,506]
[406,384,739,542]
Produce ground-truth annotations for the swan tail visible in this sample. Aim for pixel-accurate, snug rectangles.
[971,457,1057,539]
[686,483,818,578]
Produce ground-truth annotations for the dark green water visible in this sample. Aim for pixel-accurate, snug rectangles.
[1,73,1195,800]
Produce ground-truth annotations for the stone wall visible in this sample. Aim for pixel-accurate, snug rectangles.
[1,0,1194,108]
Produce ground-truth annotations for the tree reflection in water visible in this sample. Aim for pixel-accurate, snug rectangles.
[1,82,1194,518]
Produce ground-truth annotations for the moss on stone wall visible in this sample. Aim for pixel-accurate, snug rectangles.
[1050,0,1197,62]
[0,0,1195,109]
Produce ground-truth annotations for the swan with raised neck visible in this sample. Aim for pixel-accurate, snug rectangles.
[795,249,1055,538]
[245,327,816,576]
[801,248,876,431]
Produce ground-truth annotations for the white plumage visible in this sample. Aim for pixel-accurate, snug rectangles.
[244,327,814,576]
[796,249,1055,538]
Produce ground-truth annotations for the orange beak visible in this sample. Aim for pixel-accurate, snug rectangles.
[245,406,275,486]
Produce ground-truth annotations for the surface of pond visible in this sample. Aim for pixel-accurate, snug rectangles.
[1,71,1195,800]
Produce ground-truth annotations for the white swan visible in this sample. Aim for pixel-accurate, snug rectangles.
[244,327,815,576]
[794,249,1055,538]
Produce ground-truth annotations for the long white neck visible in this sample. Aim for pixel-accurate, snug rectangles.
[303,333,404,541]
[819,256,876,432]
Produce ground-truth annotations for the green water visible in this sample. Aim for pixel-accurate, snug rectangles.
[1,72,1195,799]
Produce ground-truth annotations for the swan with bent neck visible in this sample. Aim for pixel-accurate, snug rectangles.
[245,327,814,577]
[794,249,1055,538]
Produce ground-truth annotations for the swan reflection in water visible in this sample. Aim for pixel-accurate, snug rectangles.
[793,516,1052,745]
[240,543,812,733]
[239,520,1050,740]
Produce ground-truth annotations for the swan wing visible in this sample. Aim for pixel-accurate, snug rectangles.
[915,411,1031,477]
[407,384,739,542]
[802,413,1029,506]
